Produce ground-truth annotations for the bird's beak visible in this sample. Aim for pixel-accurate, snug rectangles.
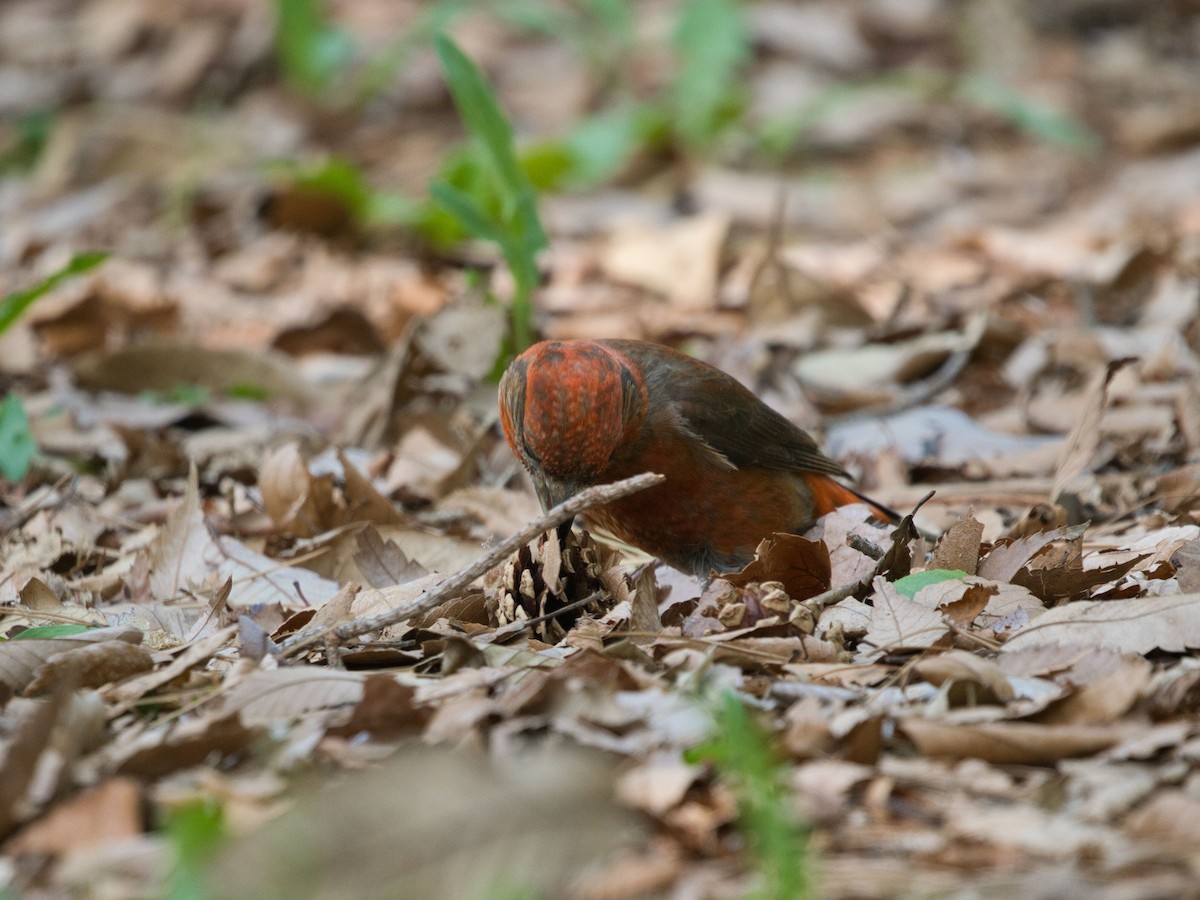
[532,471,579,511]
[531,472,579,541]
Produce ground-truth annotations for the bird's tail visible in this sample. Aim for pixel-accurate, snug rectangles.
[802,474,902,525]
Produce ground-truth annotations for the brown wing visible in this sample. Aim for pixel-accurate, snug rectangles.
[604,340,850,479]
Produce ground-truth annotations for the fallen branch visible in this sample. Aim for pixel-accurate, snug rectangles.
[276,472,665,660]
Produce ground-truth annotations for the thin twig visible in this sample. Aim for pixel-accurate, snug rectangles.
[481,590,604,643]
[276,472,665,659]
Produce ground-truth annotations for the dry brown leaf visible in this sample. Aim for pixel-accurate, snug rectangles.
[1032,653,1151,725]
[900,719,1131,764]
[929,513,984,574]
[0,627,142,695]
[338,450,404,526]
[22,640,153,697]
[977,524,1087,583]
[1051,359,1134,505]
[0,689,70,840]
[1003,594,1200,654]
[352,526,427,587]
[5,778,142,856]
[103,624,237,711]
[259,443,338,536]
[114,715,260,779]
[725,533,832,601]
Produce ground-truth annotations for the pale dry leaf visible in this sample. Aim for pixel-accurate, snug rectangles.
[1124,791,1200,847]
[614,753,700,817]
[600,212,729,310]
[862,578,950,654]
[976,581,1045,635]
[148,463,215,602]
[0,627,142,695]
[218,668,365,724]
[1002,594,1200,654]
[914,650,1014,703]
[215,536,341,611]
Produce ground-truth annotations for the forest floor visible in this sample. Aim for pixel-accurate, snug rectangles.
[3,1,1200,897]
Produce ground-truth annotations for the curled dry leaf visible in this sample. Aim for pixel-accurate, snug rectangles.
[899,719,1132,765]
[259,443,338,536]
[0,626,142,695]
[724,532,832,602]
[914,650,1014,704]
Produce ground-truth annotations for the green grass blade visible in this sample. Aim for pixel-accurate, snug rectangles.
[430,181,507,245]
[0,252,107,336]
[673,0,749,147]
[0,392,35,482]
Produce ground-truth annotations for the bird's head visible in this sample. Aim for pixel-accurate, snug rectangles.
[499,340,645,510]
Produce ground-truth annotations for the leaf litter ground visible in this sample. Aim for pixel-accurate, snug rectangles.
[3,1,1200,897]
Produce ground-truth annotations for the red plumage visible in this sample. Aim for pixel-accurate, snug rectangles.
[499,339,895,576]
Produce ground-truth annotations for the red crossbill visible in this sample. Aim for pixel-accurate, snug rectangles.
[499,339,896,576]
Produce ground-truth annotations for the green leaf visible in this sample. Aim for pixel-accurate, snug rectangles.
[430,181,507,245]
[672,0,749,148]
[432,34,548,354]
[435,34,526,198]
[960,76,1100,154]
[10,623,92,640]
[0,393,35,482]
[273,0,354,95]
[0,252,108,336]
[165,798,227,900]
[894,569,970,599]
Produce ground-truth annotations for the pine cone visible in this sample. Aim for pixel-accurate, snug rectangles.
[486,529,629,642]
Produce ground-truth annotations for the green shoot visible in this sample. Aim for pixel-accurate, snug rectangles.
[0,252,107,483]
[432,33,548,359]
[688,692,812,900]
[672,0,750,150]
[164,799,227,900]
[273,0,354,97]
[0,252,107,336]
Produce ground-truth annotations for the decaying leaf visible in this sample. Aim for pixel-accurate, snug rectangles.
[207,745,637,900]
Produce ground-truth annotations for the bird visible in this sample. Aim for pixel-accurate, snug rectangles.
[498,339,897,577]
